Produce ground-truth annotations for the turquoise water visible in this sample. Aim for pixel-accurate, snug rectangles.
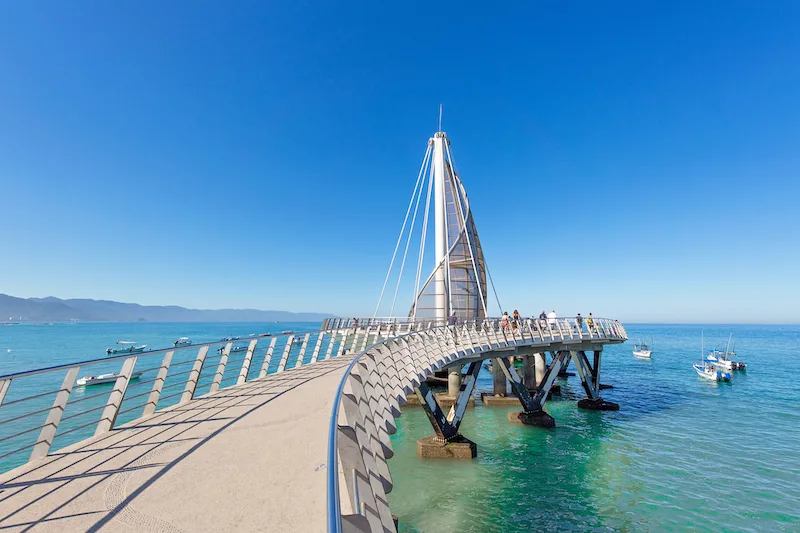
[0,321,321,472]
[388,324,800,533]
[2,323,798,532]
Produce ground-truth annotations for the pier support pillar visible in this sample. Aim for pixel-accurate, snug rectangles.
[415,361,481,459]
[522,355,536,391]
[417,435,477,459]
[447,367,462,398]
[534,352,546,387]
[572,350,620,411]
[492,358,507,395]
[500,350,571,428]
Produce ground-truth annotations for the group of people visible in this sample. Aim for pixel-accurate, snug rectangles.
[498,309,597,332]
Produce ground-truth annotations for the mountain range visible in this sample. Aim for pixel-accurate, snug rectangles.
[0,294,332,323]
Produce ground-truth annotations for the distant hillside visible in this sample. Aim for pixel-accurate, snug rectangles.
[0,294,333,323]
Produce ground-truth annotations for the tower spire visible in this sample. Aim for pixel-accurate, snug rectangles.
[438,103,443,132]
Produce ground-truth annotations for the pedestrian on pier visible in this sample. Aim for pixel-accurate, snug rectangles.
[512,309,520,329]
[501,312,510,331]
[547,310,557,329]
[448,312,457,326]
[538,310,547,330]
[575,313,584,332]
[587,313,595,332]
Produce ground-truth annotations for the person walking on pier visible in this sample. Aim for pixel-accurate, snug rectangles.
[501,312,510,332]
[547,309,557,329]
[448,312,457,326]
[587,313,595,332]
[512,309,521,330]
[575,313,584,332]
[538,311,547,330]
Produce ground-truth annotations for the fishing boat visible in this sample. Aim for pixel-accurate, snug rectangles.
[106,341,148,355]
[706,334,746,371]
[281,330,294,335]
[220,335,241,342]
[77,371,144,386]
[694,332,731,382]
[173,337,192,347]
[217,343,249,354]
[632,339,653,359]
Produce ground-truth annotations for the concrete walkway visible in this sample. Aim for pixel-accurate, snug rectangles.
[0,355,355,532]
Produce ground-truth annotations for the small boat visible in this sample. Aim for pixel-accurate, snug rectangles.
[106,341,148,355]
[173,337,192,347]
[77,371,144,386]
[633,339,652,359]
[694,331,731,382]
[217,343,249,354]
[292,337,306,345]
[220,336,241,342]
[281,330,294,335]
[706,334,746,371]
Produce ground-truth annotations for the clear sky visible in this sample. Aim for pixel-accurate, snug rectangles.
[1,1,799,323]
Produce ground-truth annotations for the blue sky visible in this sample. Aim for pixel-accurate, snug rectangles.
[1,1,798,323]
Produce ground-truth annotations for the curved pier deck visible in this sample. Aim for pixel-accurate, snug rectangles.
[0,355,355,532]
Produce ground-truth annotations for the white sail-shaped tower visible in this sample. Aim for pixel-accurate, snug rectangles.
[373,124,494,325]
[410,131,488,322]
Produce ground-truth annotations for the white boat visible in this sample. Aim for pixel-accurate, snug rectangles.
[706,334,746,371]
[173,337,193,347]
[217,343,249,354]
[633,339,652,358]
[77,371,144,386]
[106,341,148,355]
[694,332,730,382]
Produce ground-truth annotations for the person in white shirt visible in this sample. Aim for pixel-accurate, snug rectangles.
[547,309,557,328]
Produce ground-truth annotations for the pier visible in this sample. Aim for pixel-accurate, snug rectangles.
[0,128,628,532]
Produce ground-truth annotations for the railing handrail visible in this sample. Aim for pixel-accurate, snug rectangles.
[325,317,627,533]
[0,332,287,381]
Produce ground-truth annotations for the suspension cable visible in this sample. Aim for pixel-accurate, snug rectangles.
[412,154,436,319]
[373,144,432,318]
[389,146,432,316]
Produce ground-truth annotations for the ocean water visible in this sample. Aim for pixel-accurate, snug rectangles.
[387,324,800,533]
[1,323,798,532]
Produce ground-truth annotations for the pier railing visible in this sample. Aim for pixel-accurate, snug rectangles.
[0,318,490,474]
[326,316,627,533]
[0,328,341,473]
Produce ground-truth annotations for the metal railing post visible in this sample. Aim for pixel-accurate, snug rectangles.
[323,334,337,361]
[0,379,12,406]
[94,356,138,436]
[237,339,259,386]
[277,336,294,373]
[181,345,210,403]
[209,342,233,394]
[294,333,311,368]
[30,366,80,461]
[310,333,325,363]
[143,350,174,417]
[259,337,278,378]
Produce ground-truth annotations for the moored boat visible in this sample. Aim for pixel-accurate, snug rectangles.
[173,337,192,347]
[106,341,148,355]
[633,339,653,359]
[217,343,249,354]
[694,332,730,382]
[77,371,144,386]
